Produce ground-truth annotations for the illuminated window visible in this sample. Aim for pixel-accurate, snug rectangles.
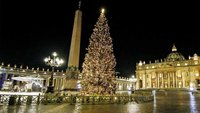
[185,63,188,66]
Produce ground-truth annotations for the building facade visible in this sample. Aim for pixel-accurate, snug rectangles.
[136,44,200,90]
[0,63,135,93]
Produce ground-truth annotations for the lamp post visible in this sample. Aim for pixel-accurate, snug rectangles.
[44,52,64,93]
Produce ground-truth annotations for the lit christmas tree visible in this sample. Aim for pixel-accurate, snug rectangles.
[80,9,117,95]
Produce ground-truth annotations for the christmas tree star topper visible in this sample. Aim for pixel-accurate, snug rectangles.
[101,8,105,14]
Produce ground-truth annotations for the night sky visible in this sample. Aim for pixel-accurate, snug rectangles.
[1,1,200,77]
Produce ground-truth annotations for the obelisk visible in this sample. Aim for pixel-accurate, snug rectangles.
[68,1,82,69]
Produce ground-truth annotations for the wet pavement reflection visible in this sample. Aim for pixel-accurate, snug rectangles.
[0,90,200,113]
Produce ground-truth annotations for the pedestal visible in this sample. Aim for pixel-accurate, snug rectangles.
[46,86,54,93]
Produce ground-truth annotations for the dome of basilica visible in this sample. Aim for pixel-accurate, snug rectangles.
[166,44,185,62]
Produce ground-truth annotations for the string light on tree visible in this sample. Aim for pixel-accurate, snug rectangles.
[80,8,117,95]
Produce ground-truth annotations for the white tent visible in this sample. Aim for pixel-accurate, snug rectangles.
[12,76,44,81]
[12,76,44,92]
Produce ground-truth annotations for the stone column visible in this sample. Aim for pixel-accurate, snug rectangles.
[58,78,61,92]
[63,78,66,89]
[158,73,160,88]
[136,75,139,89]
[175,72,177,88]
[173,72,175,88]
[58,79,60,90]
[162,72,164,88]
[156,72,158,88]
[182,71,185,88]
[61,78,63,90]
[168,73,170,88]
[56,78,59,90]
[143,73,146,88]
[46,78,49,86]
[150,73,152,88]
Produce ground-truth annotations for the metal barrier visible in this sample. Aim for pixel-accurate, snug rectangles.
[0,92,154,105]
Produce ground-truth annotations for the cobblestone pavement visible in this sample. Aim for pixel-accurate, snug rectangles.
[0,90,200,113]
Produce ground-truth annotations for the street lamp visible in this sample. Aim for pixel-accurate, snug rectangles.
[44,52,64,93]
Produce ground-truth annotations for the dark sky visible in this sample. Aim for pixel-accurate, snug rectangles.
[1,1,200,77]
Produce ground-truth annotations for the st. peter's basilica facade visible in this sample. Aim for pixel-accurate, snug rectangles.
[136,44,200,90]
